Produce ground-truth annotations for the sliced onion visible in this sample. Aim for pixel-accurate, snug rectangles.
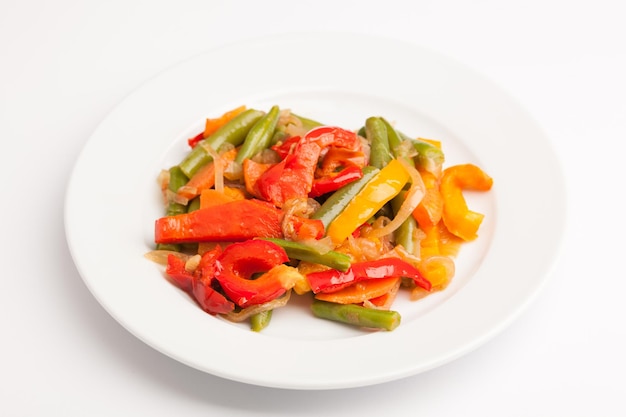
[221,290,292,322]
[362,278,401,310]
[277,108,296,127]
[184,254,201,272]
[157,169,170,189]
[281,198,323,241]
[367,158,425,238]
[223,160,243,181]
[358,135,371,164]
[175,185,197,198]
[340,233,389,262]
[396,139,418,160]
[382,245,422,267]
[421,255,455,288]
[281,216,296,241]
[409,287,430,301]
[252,148,281,165]
[283,197,320,218]
[203,144,224,193]
[285,123,308,138]
[143,250,190,266]
[297,236,335,254]
[157,169,170,205]
[342,234,364,261]
[165,189,189,205]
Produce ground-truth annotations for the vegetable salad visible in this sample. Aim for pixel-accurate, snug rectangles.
[148,105,493,331]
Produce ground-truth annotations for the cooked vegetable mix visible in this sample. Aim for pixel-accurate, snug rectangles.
[147,105,493,331]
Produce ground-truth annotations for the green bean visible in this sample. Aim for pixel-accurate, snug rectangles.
[187,196,201,212]
[164,201,187,217]
[270,130,289,146]
[250,310,272,332]
[365,117,393,169]
[375,203,394,220]
[156,167,188,251]
[164,165,188,215]
[311,166,379,231]
[384,124,421,253]
[179,109,264,177]
[271,112,323,146]
[261,238,351,272]
[398,131,445,174]
[168,165,188,190]
[380,118,404,158]
[235,105,281,164]
[291,113,323,131]
[311,300,401,331]
[156,243,180,251]
[391,191,418,255]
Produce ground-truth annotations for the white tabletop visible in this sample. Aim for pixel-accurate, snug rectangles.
[2,1,624,415]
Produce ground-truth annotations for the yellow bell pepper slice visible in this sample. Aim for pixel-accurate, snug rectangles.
[326,159,409,244]
[440,163,493,241]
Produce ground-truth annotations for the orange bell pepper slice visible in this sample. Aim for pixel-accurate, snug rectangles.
[315,277,401,305]
[186,106,247,148]
[412,169,444,230]
[242,158,272,198]
[176,148,238,201]
[440,163,493,241]
[203,106,247,139]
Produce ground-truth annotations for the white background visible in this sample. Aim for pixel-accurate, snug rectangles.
[1,0,625,416]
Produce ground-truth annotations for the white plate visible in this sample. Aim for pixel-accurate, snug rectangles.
[64,33,566,389]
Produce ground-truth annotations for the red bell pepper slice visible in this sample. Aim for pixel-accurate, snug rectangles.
[165,254,195,292]
[286,215,325,240]
[192,279,235,314]
[304,126,362,150]
[155,198,323,244]
[256,140,321,207]
[306,258,431,294]
[272,126,361,159]
[187,131,205,148]
[271,136,301,159]
[309,165,364,198]
[259,126,362,206]
[195,245,223,278]
[164,247,235,315]
[191,246,235,314]
[214,240,290,307]
[316,146,367,177]
[154,199,283,244]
